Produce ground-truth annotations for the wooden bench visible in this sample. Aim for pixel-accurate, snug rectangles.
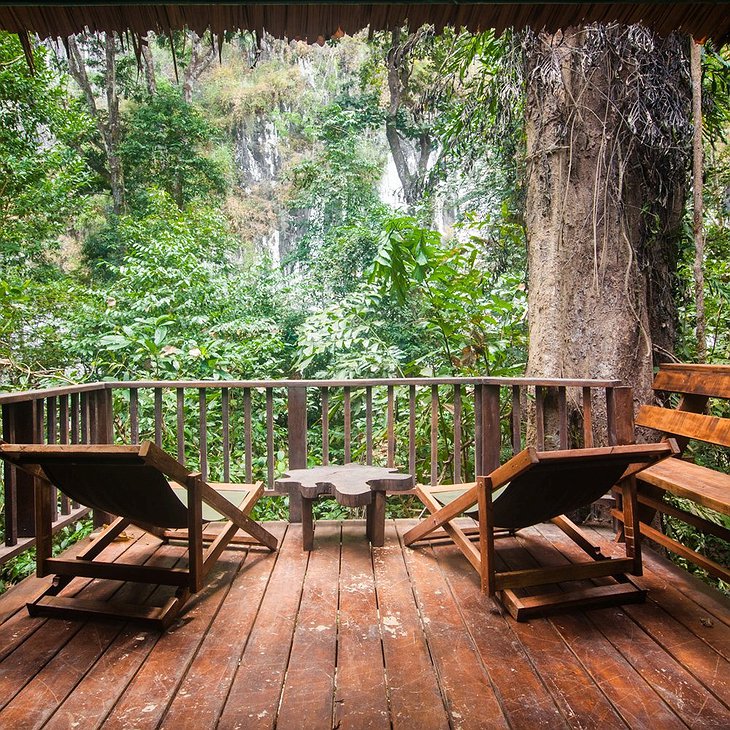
[629,363,730,583]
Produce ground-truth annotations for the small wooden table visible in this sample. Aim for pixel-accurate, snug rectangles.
[275,464,414,549]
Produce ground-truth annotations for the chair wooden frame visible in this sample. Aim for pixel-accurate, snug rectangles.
[0,441,278,629]
[404,443,677,621]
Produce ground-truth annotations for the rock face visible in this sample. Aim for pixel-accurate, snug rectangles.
[234,116,281,186]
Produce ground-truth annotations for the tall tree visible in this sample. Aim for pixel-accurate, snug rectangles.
[66,32,126,214]
[522,24,692,438]
[384,27,435,209]
[182,31,217,103]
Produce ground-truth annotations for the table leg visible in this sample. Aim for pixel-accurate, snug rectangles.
[368,491,386,547]
[302,496,315,551]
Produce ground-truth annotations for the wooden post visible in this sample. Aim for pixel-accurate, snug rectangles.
[287,385,307,523]
[480,385,501,475]
[89,388,115,527]
[2,400,40,540]
[606,386,634,446]
[607,385,634,543]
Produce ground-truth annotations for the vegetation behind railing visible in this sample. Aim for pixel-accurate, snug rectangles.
[0,376,626,572]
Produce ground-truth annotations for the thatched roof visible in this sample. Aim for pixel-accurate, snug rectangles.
[0,2,728,46]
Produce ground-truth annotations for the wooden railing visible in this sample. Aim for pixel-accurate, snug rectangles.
[0,376,629,566]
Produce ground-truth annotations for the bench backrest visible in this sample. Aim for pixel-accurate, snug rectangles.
[635,364,730,449]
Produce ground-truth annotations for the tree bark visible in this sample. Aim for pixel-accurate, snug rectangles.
[182,31,216,103]
[67,33,125,214]
[691,39,706,362]
[523,25,691,443]
[141,34,157,95]
[384,27,434,208]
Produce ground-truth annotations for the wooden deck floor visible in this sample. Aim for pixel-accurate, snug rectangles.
[0,519,728,729]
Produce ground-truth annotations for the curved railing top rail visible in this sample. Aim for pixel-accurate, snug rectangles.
[0,375,623,404]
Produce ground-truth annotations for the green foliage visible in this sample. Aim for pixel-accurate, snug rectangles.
[74,191,292,380]
[369,215,527,375]
[0,33,91,261]
[120,84,228,209]
[296,287,404,378]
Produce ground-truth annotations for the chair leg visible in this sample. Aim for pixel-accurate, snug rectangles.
[621,475,643,575]
[186,474,204,592]
[477,476,496,595]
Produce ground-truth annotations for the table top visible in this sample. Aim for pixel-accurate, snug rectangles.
[274,463,414,507]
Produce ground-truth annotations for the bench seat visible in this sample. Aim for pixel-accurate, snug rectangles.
[639,457,730,517]
[625,363,730,585]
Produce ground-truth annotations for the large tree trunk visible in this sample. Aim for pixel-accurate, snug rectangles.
[523,25,691,443]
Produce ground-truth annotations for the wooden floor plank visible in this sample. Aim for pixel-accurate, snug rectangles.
[276,522,340,730]
[426,530,569,729]
[373,521,450,730]
[333,521,390,730]
[0,530,158,716]
[216,524,309,730]
[423,520,626,730]
[638,541,730,627]
[396,521,510,729]
[0,520,726,729]
[159,526,286,730]
[100,548,249,729]
[584,526,730,660]
[501,528,686,729]
[533,522,730,723]
[0,530,152,665]
[0,539,184,730]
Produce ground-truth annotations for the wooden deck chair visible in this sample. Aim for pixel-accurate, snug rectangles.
[0,441,278,629]
[403,442,677,621]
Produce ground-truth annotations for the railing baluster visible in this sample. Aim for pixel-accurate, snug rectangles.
[244,387,253,483]
[408,385,416,478]
[80,392,90,443]
[266,388,274,489]
[2,404,19,546]
[535,385,545,451]
[582,387,594,448]
[454,384,462,483]
[199,388,207,480]
[35,398,44,447]
[558,386,568,449]
[387,385,395,468]
[430,384,439,486]
[46,397,56,444]
[70,392,79,444]
[365,386,373,465]
[222,387,230,482]
[511,385,521,454]
[59,395,70,515]
[59,395,69,444]
[129,387,139,445]
[46,397,59,522]
[321,387,329,466]
[343,386,351,463]
[482,385,501,474]
[176,387,185,463]
[154,388,163,447]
